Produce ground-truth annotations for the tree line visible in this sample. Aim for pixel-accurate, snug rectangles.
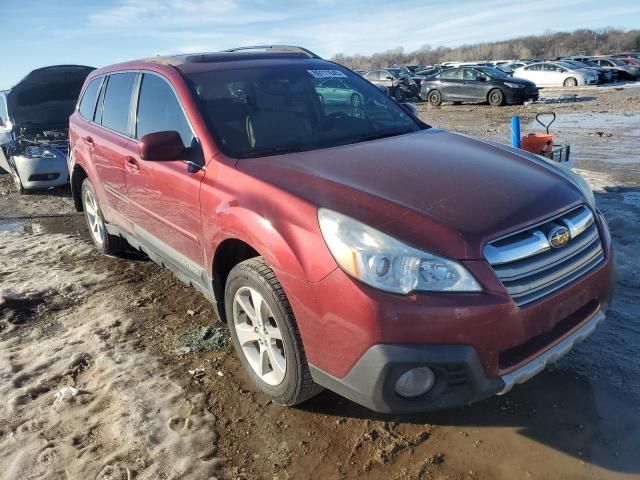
[331,28,640,70]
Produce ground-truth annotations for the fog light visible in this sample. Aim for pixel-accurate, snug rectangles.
[394,367,435,398]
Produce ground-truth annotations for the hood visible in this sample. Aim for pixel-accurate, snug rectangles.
[237,129,584,259]
[7,65,95,128]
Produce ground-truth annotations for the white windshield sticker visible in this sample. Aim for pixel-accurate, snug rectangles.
[307,69,348,79]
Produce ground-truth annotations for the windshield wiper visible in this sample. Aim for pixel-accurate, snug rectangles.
[239,144,311,159]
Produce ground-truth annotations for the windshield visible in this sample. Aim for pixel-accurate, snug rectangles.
[185,65,422,159]
[609,58,626,66]
[557,61,579,70]
[476,66,510,79]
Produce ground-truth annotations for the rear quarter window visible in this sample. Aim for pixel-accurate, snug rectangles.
[78,77,102,121]
[101,72,137,135]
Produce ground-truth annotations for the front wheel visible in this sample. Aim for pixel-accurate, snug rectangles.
[393,87,405,102]
[81,178,125,255]
[563,77,578,87]
[427,90,442,106]
[488,88,505,106]
[225,257,322,406]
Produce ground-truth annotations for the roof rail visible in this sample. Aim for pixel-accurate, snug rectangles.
[220,45,321,59]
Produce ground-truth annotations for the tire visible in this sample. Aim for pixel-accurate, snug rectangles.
[488,88,505,106]
[225,257,323,406]
[350,93,363,107]
[563,77,578,88]
[81,178,125,255]
[393,87,405,102]
[427,90,442,106]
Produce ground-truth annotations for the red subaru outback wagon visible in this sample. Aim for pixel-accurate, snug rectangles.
[68,46,614,413]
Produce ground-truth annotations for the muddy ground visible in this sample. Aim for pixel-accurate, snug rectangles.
[1,84,639,480]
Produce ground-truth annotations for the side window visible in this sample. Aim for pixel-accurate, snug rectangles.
[101,72,137,135]
[462,69,478,80]
[78,77,102,121]
[440,69,461,80]
[136,73,194,148]
[365,71,379,81]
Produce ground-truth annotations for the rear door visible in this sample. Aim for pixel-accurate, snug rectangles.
[461,68,488,100]
[89,72,138,228]
[124,72,206,274]
[437,69,463,99]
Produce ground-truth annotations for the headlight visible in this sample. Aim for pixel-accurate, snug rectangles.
[318,209,482,294]
[24,146,56,159]
[504,82,524,88]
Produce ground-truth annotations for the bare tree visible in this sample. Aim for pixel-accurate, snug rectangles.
[331,28,640,69]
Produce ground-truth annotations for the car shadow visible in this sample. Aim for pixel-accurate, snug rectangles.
[300,369,640,474]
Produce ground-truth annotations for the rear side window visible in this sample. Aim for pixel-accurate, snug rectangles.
[101,72,137,135]
[440,69,460,80]
[78,77,102,120]
[136,73,194,148]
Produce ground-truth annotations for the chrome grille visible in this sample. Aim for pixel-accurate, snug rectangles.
[484,205,604,306]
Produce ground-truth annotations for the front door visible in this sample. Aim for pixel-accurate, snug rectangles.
[124,72,206,277]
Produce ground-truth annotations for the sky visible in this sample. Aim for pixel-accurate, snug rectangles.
[2,0,640,88]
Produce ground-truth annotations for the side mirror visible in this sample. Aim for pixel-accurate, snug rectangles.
[401,102,418,116]
[138,131,184,161]
[477,76,487,82]
[386,76,394,81]
[0,118,5,127]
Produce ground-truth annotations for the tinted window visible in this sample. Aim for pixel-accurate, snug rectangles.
[462,69,479,80]
[440,69,461,80]
[187,65,421,158]
[101,73,136,135]
[136,73,194,148]
[78,77,102,120]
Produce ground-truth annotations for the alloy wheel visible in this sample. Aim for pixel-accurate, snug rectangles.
[84,188,105,246]
[232,286,287,386]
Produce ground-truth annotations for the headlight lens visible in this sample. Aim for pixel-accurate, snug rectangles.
[24,146,56,158]
[504,82,524,88]
[318,209,482,294]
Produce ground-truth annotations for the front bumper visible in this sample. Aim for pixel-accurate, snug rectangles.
[310,305,606,413]
[13,154,69,189]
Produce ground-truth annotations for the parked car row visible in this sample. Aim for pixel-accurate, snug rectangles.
[354,52,639,107]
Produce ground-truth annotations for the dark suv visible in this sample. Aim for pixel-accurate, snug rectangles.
[420,66,539,106]
[69,46,613,413]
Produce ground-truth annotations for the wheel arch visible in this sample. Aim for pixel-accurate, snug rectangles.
[71,163,88,212]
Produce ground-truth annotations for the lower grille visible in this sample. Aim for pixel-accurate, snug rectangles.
[484,205,604,306]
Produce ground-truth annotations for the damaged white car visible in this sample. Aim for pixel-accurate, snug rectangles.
[0,65,94,193]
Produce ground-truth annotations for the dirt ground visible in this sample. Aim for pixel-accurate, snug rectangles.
[1,84,639,480]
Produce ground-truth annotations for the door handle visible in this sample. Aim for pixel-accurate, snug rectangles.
[125,157,139,174]
[84,136,94,146]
